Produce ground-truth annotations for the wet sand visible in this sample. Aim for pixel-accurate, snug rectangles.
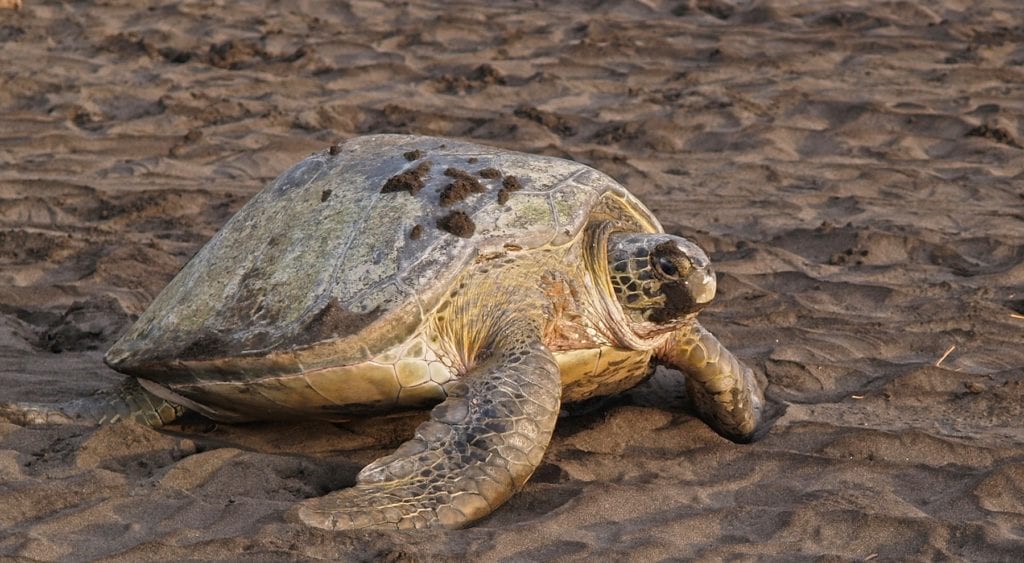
[1,1,1022,560]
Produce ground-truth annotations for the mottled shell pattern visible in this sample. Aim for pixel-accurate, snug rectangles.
[105,135,661,384]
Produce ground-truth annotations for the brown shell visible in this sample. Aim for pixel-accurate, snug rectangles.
[105,135,661,384]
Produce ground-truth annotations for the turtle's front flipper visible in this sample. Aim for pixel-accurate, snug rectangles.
[0,377,184,428]
[295,334,561,530]
[656,322,764,442]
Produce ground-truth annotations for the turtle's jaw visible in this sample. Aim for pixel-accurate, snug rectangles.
[648,264,714,322]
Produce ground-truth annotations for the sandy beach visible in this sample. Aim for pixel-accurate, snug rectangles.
[1,0,1022,560]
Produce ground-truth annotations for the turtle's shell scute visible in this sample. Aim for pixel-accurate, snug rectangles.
[106,135,659,382]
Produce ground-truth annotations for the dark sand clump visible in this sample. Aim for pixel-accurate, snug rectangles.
[514,105,578,137]
[439,180,486,207]
[381,161,432,195]
[497,175,523,204]
[436,210,476,238]
[477,167,502,179]
[443,166,477,181]
[439,167,486,206]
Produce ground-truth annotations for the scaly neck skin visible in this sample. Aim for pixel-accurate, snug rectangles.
[580,222,682,351]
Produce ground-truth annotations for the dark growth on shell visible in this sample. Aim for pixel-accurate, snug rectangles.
[437,210,475,238]
[320,189,332,202]
[409,224,423,240]
[477,167,501,179]
[440,177,486,207]
[496,174,522,204]
[403,149,424,161]
[328,144,341,155]
[502,175,522,191]
[381,161,432,195]
[443,167,476,181]
[304,298,381,342]
[467,157,479,164]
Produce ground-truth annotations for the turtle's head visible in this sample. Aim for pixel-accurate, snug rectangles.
[605,233,716,326]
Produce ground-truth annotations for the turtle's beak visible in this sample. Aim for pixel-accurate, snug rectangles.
[686,264,716,308]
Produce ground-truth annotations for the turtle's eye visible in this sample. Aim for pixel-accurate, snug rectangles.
[654,256,679,279]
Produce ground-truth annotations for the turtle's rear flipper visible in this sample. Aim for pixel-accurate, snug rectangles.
[294,332,562,530]
[0,377,184,428]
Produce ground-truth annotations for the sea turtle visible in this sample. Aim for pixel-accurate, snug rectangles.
[2,134,765,530]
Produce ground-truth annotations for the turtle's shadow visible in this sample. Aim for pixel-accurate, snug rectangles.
[557,366,787,443]
[167,409,425,455]
[165,365,787,458]
[152,366,786,510]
